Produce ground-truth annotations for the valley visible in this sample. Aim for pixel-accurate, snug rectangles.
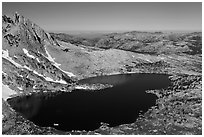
[2,13,202,135]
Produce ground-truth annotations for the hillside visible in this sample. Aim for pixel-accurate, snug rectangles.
[51,31,202,55]
[49,32,101,47]
[2,13,202,135]
[2,13,78,97]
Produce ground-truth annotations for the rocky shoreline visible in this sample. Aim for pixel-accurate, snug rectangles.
[2,13,202,135]
[2,72,202,135]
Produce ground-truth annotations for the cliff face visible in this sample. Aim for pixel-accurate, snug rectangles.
[2,13,76,100]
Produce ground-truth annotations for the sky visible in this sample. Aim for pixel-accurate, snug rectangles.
[2,2,202,32]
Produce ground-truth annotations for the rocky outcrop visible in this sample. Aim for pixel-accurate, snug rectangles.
[2,13,76,99]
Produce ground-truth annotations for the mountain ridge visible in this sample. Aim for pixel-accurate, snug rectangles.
[2,13,77,100]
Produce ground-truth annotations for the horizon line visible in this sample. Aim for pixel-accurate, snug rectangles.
[48,30,202,33]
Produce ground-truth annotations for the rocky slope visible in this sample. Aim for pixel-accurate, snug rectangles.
[2,13,81,104]
[2,13,202,135]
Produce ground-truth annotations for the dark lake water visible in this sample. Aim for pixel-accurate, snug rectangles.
[7,73,171,131]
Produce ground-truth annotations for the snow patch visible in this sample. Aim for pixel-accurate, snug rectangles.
[60,70,76,77]
[36,58,40,62]
[45,77,67,84]
[43,45,76,77]
[53,64,76,77]
[23,65,32,71]
[2,50,37,72]
[33,70,67,84]
[22,48,35,58]
[2,71,7,75]
[17,87,23,90]
[44,76,54,81]
[2,49,22,67]
[33,70,44,77]
[44,45,61,67]
[24,66,67,84]
[55,79,67,84]
[75,85,87,89]
[2,84,17,100]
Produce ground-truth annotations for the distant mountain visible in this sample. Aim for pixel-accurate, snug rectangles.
[49,32,102,47]
[51,31,202,55]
